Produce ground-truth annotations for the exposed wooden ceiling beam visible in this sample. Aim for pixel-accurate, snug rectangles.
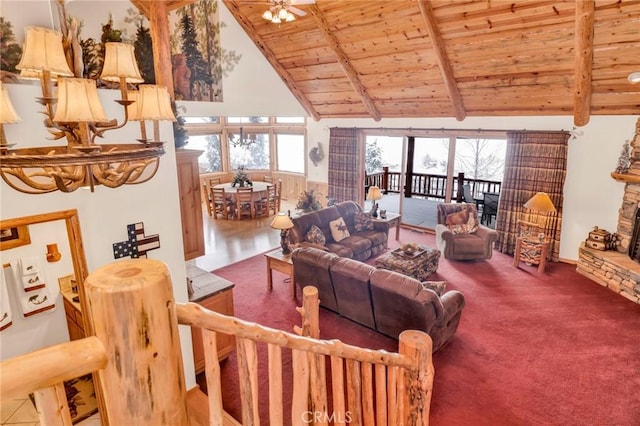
[417,0,466,122]
[573,0,595,127]
[222,1,321,121]
[307,4,381,122]
[131,0,195,17]
[130,1,175,97]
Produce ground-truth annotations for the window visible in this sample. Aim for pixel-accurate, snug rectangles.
[185,134,222,173]
[229,132,270,170]
[276,134,305,173]
[182,116,306,174]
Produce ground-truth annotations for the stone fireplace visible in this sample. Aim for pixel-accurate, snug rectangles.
[577,118,640,305]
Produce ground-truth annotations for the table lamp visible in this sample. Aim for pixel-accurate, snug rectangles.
[270,213,294,254]
[524,191,556,239]
[367,186,383,218]
[524,192,556,213]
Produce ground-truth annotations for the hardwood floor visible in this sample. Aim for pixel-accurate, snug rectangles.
[189,199,298,272]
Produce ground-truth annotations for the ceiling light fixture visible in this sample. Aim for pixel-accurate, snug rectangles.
[0,26,173,194]
[628,72,640,84]
[262,0,302,24]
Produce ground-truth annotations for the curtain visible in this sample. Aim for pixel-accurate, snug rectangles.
[495,131,569,262]
[328,128,361,203]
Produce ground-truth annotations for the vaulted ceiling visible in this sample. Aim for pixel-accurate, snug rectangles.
[132,1,640,125]
[219,0,639,125]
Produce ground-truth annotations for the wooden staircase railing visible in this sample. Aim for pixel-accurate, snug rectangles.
[0,259,434,425]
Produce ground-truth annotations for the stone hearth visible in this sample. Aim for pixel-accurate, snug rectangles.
[576,118,640,305]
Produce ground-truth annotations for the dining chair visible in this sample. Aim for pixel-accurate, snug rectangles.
[236,187,255,219]
[481,192,499,225]
[202,177,222,216]
[263,175,273,183]
[210,187,234,220]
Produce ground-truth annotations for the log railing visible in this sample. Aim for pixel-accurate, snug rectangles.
[366,168,502,201]
[0,260,434,425]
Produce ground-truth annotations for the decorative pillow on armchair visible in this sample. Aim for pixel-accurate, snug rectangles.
[445,205,479,234]
[421,281,447,296]
[306,224,326,246]
[329,217,351,242]
[354,212,374,232]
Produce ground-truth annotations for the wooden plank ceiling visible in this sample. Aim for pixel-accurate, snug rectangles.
[132,0,639,124]
[217,0,639,125]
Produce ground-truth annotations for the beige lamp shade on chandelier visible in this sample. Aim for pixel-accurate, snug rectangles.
[0,26,174,194]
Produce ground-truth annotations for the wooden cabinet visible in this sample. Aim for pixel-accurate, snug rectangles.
[62,294,85,341]
[176,149,205,260]
[191,285,235,373]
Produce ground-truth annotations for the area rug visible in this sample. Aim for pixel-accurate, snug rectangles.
[210,228,640,425]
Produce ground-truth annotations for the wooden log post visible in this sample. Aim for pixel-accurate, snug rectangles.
[399,330,434,425]
[456,172,465,203]
[84,259,189,425]
[382,166,389,194]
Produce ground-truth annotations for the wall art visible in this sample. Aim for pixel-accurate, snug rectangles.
[0,225,31,251]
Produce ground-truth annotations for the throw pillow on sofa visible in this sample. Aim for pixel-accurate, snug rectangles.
[354,212,374,232]
[421,281,446,296]
[306,225,326,246]
[329,217,351,242]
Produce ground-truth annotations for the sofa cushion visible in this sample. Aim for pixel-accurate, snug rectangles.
[306,225,326,246]
[329,258,377,329]
[329,217,351,242]
[291,247,341,311]
[354,212,374,231]
[369,269,443,339]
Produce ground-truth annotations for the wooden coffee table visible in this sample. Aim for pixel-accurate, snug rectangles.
[265,249,296,298]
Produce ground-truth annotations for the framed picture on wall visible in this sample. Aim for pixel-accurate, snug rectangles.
[0,226,31,250]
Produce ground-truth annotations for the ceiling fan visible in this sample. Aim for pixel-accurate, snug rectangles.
[243,0,316,24]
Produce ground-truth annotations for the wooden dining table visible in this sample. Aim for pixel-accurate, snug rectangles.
[213,182,271,219]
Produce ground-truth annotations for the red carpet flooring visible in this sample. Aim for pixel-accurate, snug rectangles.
[211,228,640,425]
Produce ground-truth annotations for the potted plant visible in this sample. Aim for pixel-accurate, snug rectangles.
[231,167,252,187]
[296,189,323,212]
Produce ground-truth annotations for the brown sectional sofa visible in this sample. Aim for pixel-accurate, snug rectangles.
[291,247,466,352]
[288,201,389,261]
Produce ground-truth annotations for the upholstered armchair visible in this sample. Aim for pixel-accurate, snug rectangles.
[435,203,498,260]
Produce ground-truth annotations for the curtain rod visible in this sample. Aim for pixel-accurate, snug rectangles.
[332,126,573,135]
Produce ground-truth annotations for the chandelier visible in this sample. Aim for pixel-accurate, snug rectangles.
[0,26,174,194]
[229,127,260,148]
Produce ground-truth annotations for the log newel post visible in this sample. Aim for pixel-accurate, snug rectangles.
[85,259,189,425]
[456,172,465,202]
[382,166,389,194]
[399,330,434,426]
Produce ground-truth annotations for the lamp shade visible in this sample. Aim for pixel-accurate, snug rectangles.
[0,83,22,124]
[126,90,142,121]
[137,85,176,121]
[270,213,294,230]
[100,42,144,83]
[367,185,383,201]
[16,26,74,77]
[53,78,108,123]
[524,192,556,213]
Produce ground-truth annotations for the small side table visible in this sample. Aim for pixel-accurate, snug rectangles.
[265,249,296,298]
[376,212,401,240]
